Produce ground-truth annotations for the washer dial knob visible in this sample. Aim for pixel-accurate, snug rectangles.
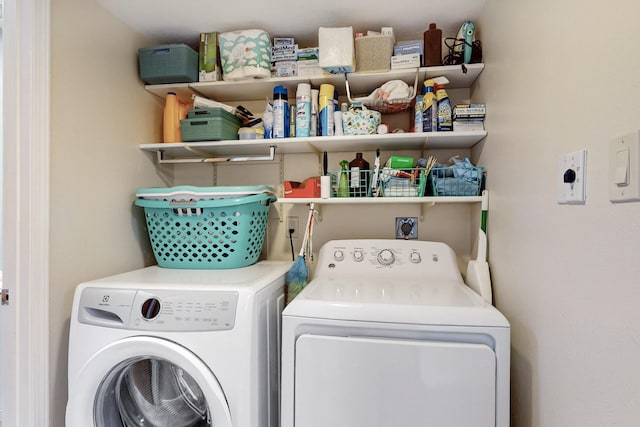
[333,250,345,261]
[353,250,365,262]
[410,251,422,263]
[141,298,161,320]
[377,249,395,266]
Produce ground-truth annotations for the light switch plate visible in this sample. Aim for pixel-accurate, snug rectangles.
[609,130,640,202]
[558,149,587,204]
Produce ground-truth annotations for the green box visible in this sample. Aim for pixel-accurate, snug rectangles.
[181,108,241,142]
[199,32,221,82]
[138,44,198,84]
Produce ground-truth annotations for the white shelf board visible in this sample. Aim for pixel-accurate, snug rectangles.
[139,131,487,160]
[144,83,197,100]
[276,196,483,205]
[144,64,484,103]
[190,74,346,102]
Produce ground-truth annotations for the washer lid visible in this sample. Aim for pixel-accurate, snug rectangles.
[283,277,509,327]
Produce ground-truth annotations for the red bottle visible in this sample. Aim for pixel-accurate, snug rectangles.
[423,23,442,67]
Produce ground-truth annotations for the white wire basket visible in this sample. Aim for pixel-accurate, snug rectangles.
[345,71,419,114]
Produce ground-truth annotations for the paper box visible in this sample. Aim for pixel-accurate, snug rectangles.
[319,27,356,73]
[199,32,221,82]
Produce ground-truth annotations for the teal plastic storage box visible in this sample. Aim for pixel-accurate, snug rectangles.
[138,44,199,84]
[181,108,241,141]
[135,190,276,269]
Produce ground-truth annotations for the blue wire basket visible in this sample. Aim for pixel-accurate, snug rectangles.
[135,192,275,269]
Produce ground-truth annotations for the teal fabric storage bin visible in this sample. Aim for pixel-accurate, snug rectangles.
[138,44,198,84]
[181,108,241,141]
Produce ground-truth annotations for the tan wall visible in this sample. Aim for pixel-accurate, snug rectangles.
[49,0,165,424]
[475,1,640,425]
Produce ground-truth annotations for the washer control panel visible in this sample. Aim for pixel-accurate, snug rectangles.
[78,287,238,332]
[318,239,461,281]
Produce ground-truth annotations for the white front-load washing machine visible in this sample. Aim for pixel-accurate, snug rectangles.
[66,261,290,427]
[281,239,510,427]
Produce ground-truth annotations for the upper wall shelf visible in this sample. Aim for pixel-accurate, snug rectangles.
[144,64,484,102]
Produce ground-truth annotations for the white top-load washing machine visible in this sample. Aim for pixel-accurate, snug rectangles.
[281,239,510,427]
[66,261,291,427]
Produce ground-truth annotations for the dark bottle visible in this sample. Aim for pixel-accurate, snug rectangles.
[349,153,370,198]
[423,23,443,67]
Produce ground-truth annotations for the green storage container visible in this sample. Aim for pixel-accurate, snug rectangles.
[138,44,198,84]
[181,108,241,141]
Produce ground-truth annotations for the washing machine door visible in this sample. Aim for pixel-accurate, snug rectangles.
[66,336,232,427]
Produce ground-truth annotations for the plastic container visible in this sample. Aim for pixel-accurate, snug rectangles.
[423,23,443,67]
[138,44,199,84]
[180,108,241,142]
[319,84,335,136]
[435,83,452,131]
[414,95,424,133]
[422,80,437,132]
[163,92,182,143]
[349,153,370,197]
[429,166,484,196]
[311,89,320,137]
[273,85,289,138]
[295,83,311,137]
[135,191,276,269]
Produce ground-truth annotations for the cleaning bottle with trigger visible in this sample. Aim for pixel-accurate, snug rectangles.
[435,82,452,131]
[421,80,437,132]
[337,160,349,197]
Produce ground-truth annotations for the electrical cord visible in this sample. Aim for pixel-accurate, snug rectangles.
[443,38,483,65]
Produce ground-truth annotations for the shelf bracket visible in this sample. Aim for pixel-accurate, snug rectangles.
[419,201,436,221]
[156,145,276,164]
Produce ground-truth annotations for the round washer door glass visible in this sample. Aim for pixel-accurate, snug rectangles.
[66,336,232,427]
[95,356,211,427]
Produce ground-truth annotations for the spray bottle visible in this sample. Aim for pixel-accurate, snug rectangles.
[421,80,437,132]
[319,84,335,136]
[311,89,319,137]
[337,160,349,197]
[273,85,289,138]
[295,83,311,137]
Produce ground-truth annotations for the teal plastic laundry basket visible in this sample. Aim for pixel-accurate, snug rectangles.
[135,193,276,269]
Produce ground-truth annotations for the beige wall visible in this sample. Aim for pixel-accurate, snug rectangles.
[49,0,165,424]
[476,0,640,425]
[50,0,640,425]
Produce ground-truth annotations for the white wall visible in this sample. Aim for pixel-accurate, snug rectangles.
[475,1,640,425]
[49,0,165,424]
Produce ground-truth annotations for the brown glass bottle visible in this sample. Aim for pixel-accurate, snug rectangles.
[423,23,442,67]
[349,153,370,198]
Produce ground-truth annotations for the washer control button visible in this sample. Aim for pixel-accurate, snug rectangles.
[409,251,422,263]
[141,298,161,320]
[353,250,365,262]
[377,249,395,266]
[333,250,345,261]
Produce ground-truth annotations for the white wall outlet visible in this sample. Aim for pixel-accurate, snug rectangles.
[609,130,640,202]
[286,216,299,238]
[395,217,418,239]
[557,149,587,204]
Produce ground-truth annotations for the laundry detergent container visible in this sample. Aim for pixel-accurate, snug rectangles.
[135,186,276,269]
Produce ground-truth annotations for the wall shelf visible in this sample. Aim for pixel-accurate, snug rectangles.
[139,130,487,162]
[144,63,484,102]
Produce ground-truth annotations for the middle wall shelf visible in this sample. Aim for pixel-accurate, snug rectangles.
[139,130,487,162]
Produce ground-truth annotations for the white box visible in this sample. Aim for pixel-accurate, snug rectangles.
[318,26,356,73]
[391,54,421,70]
